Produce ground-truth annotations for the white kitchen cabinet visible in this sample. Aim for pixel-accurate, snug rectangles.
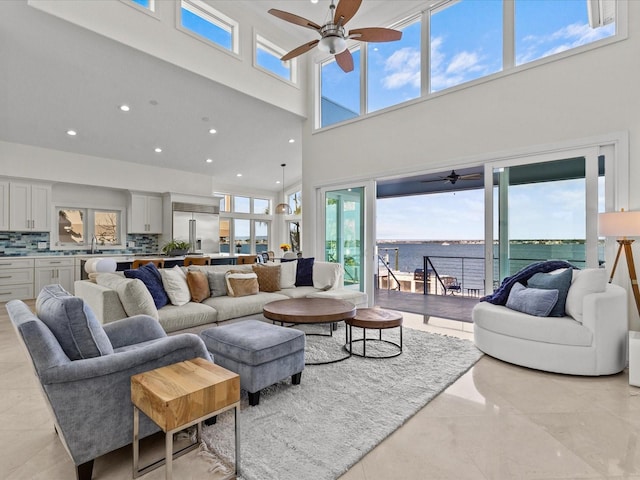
[0,180,8,231]
[0,258,35,301]
[129,194,162,234]
[9,181,51,231]
[35,257,75,294]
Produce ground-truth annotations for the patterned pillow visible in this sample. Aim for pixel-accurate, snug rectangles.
[252,264,281,292]
[225,270,259,297]
[36,284,114,360]
[187,270,210,303]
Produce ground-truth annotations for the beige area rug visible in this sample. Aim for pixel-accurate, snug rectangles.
[198,323,482,480]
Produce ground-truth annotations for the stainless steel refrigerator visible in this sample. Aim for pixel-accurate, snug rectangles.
[172,203,220,254]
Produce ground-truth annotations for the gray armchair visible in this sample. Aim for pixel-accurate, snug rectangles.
[6,286,212,480]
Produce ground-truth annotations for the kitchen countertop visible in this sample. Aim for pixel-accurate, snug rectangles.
[0,253,245,261]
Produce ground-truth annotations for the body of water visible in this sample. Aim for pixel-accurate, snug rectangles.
[376,241,595,293]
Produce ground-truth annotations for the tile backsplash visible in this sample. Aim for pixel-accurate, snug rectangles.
[0,232,160,256]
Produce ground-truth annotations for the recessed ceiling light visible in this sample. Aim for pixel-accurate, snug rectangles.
[288,139,295,143]
[119,104,130,112]
[66,130,77,136]
[209,128,217,134]
[276,180,281,184]
[236,173,242,177]
[310,0,318,3]
[206,158,213,163]
[154,147,162,153]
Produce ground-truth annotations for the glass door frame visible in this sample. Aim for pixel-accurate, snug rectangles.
[316,180,376,300]
[483,144,617,295]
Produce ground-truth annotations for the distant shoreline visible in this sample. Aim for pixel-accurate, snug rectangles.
[377,239,587,245]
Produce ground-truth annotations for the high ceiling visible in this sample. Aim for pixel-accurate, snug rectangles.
[0,0,430,193]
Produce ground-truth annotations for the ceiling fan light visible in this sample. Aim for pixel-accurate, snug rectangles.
[318,35,347,55]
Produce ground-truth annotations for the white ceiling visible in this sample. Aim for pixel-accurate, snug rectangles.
[0,0,429,193]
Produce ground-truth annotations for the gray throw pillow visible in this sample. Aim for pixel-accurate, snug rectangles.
[527,268,573,317]
[36,284,114,360]
[505,282,559,317]
[207,270,228,297]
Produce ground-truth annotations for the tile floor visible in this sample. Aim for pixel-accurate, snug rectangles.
[2,302,640,480]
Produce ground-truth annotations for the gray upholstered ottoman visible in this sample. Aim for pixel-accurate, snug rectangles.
[200,320,305,406]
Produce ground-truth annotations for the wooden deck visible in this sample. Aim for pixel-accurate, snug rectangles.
[373,289,479,323]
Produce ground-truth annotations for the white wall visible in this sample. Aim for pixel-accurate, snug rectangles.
[0,140,215,196]
[29,0,307,117]
[301,1,640,326]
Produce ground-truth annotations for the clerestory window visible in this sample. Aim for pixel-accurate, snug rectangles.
[179,0,239,54]
[255,34,296,83]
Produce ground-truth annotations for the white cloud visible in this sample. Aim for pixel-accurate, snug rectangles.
[380,47,420,90]
[430,35,491,92]
[517,22,615,65]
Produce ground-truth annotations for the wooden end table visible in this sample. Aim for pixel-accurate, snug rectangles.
[131,358,240,479]
[345,308,403,359]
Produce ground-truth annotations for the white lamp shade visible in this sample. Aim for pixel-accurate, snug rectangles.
[598,211,640,237]
[84,257,117,274]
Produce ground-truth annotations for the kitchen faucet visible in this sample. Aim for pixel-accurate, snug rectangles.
[91,235,98,254]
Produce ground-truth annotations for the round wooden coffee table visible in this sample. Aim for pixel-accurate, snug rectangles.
[263,298,356,365]
[345,308,403,358]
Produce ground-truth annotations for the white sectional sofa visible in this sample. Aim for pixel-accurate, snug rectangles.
[75,261,367,333]
[473,268,628,376]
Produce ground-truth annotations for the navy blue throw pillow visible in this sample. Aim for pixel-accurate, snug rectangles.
[294,257,314,287]
[124,262,169,309]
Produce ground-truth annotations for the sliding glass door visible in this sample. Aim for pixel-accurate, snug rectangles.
[484,147,604,292]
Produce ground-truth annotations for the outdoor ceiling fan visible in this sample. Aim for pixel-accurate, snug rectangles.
[422,170,483,185]
[268,0,402,73]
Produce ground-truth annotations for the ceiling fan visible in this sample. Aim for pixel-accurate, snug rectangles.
[422,170,483,185]
[268,0,402,73]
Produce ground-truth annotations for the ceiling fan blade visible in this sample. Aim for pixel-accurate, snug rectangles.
[334,0,362,26]
[335,49,354,73]
[268,9,322,32]
[349,27,402,42]
[459,173,482,180]
[281,40,320,61]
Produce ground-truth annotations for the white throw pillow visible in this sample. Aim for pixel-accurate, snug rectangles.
[160,265,191,306]
[565,268,607,323]
[280,260,297,289]
[313,262,341,290]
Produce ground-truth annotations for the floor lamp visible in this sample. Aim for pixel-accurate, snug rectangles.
[599,209,640,316]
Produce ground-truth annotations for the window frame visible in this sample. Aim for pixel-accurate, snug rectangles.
[52,205,126,251]
[120,0,160,19]
[315,0,627,131]
[254,32,298,85]
[177,0,240,57]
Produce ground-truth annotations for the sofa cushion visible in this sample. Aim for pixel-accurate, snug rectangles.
[506,283,558,317]
[186,270,210,303]
[225,271,259,297]
[527,268,573,317]
[279,260,297,289]
[278,286,319,299]
[252,264,281,292]
[157,302,218,333]
[35,284,114,360]
[124,263,169,309]
[306,288,367,306]
[473,301,593,347]
[160,266,191,306]
[565,268,607,323]
[202,291,288,322]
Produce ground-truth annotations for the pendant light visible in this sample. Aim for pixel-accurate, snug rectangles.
[275,163,292,215]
